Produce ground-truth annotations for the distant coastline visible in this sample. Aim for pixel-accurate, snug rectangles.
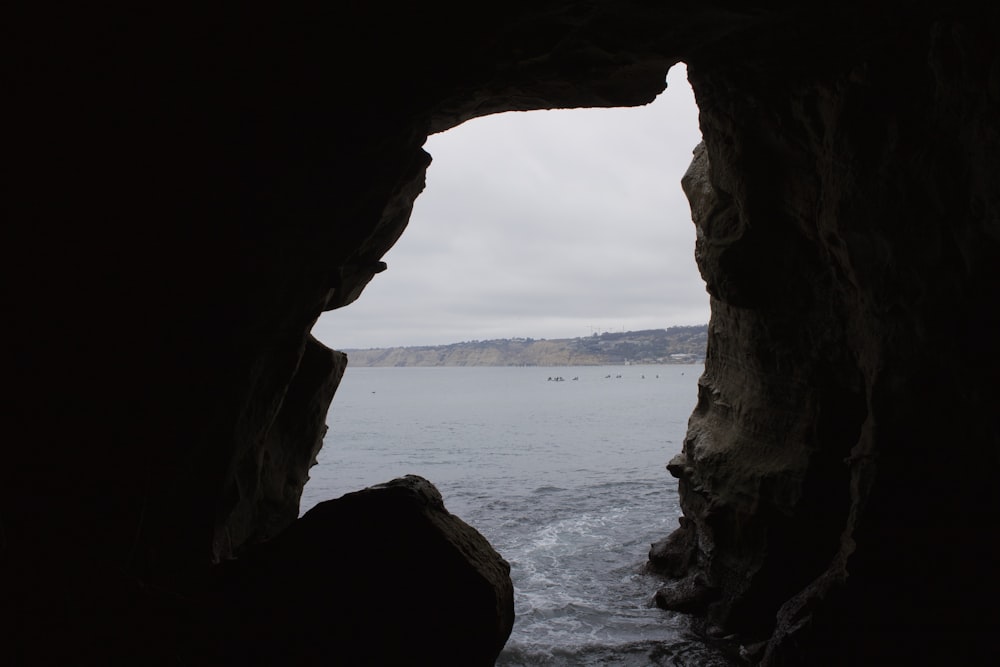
[341,325,707,367]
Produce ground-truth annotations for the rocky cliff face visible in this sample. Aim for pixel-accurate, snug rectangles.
[7,3,999,665]
[649,17,1000,663]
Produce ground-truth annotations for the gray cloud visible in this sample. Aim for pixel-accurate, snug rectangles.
[313,64,708,349]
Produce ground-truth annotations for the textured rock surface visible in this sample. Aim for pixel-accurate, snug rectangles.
[219,336,348,555]
[655,16,1000,663]
[207,476,514,666]
[6,3,1000,666]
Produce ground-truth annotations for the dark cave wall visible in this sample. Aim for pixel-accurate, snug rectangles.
[657,10,1000,663]
[7,1,710,589]
[5,2,1000,665]
[5,3,704,663]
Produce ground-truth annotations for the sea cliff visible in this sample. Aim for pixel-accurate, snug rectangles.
[344,326,707,367]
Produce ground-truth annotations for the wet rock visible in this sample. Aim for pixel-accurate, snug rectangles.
[647,516,698,578]
[653,575,718,615]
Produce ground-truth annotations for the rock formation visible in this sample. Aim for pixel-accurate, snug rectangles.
[649,17,1000,663]
[208,475,514,666]
[6,2,999,665]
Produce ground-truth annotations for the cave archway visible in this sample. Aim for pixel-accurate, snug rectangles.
[304,68,716,661]
[312,65,705,352]
[9,4,1000,666]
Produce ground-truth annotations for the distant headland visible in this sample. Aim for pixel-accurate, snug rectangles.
[342,325,707,367]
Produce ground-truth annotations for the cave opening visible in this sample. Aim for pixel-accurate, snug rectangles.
[305,65,732,664]
[12,5,1000,665]
[10,5,1000,665]
[312,63,706,353]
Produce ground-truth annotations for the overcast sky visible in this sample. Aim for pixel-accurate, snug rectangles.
[313,64,707,350]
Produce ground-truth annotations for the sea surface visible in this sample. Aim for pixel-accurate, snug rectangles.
[301,365,736,666]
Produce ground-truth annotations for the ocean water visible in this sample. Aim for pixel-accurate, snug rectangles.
[301,365,735,666]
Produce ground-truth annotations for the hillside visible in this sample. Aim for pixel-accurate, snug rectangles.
[342,326,707,367]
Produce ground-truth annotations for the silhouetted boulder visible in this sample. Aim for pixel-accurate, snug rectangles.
[210,476,514,666]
